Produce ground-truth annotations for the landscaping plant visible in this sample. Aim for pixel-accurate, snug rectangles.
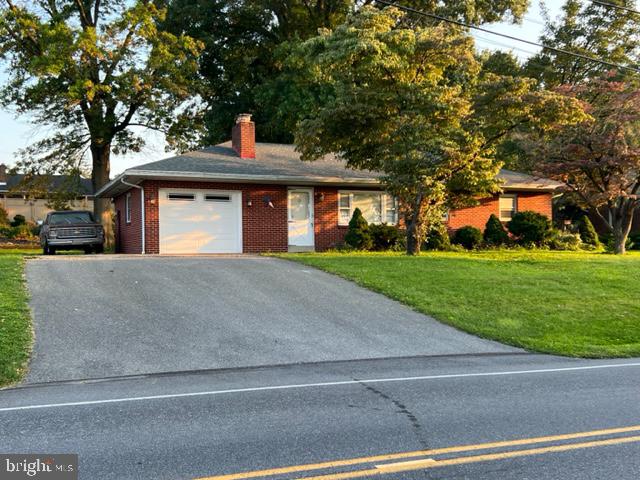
[577,216,601,248]
[344,208,372,250]
[10,215,25,228]
[483,214,510,246]
[424,226,452,251]
[508,211,552,246]
[369,224,402,251]
[452,226,483,250]
[549,231,582,251]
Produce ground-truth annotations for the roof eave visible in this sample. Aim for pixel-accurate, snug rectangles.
[96,171,563,198]
[96,170,383,197]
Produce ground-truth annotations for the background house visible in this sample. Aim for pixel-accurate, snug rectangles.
[0,163,94,223]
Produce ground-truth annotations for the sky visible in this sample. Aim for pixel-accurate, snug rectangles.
[0,1,564,176]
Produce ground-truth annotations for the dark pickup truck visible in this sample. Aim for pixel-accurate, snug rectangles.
[40,210,105,255]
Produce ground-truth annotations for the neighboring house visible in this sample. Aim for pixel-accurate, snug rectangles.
[0,164,94,223]
[96,114,561,254]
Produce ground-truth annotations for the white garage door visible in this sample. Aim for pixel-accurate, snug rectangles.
[159,189,242,254]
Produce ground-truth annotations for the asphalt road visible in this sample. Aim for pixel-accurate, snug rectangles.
[25,256,515,383]
[2,353,640,479]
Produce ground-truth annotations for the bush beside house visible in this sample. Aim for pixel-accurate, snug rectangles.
[345,208,373,250]
[483,214,509,246]
[452,226,483,250]
[507,211,552,246]
[338,208,606,254]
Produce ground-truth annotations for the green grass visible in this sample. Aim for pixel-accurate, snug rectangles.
[281,250,640,358]
[0,249,34,386]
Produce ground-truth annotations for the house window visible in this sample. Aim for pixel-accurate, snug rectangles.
[167,193,195,201]
[499,194,517,221]
[204,194,231,202]
[338,191,398,225]
[125,192,131,224]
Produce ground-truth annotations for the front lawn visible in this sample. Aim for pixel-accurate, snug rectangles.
[283,251,640,358]
[0,249,35,386]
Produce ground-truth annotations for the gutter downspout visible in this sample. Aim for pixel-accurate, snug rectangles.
[120,177,145,254]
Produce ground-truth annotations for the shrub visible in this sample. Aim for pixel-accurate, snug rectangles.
[0,225,13,238]
[423,225,451,251]
[629,233,640,251]
[549,230,582,251]
[10,214,26,227]
[483,214,509,246]
[369,223,402,251]
[0,206,9,226]
[508,211,552,246]
[344,208,372,250]
[451,226,483,250]
[577,216,600,247]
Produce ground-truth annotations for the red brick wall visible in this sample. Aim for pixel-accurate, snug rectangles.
[114,187,143,253]
[139,181,288,254]
[448,192,553,231]
[114,184,554,253]
[314,187,348,251]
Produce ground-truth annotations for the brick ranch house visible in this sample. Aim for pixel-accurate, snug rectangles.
[96,114,561,254]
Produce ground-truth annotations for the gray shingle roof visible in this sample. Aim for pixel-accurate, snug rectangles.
[97,142,561,197]
[132,142,380,180]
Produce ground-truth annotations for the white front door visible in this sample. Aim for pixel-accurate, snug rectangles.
[288,188,314,248]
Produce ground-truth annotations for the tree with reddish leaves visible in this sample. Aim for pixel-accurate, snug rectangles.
[531,75,640,254]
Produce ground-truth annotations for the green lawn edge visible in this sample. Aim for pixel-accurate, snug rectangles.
[0,253,34,387]
[274,251,640,359]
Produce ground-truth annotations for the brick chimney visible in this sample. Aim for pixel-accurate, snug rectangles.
[0,163,6,184]
[231,113,255,159]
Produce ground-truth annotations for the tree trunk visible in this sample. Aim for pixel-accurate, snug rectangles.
[405,214,422,255]
[91,142,113,247]
[611,204,635,255]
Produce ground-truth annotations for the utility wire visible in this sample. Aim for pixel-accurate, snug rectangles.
[374,0,640,75]
[590,0,640,15]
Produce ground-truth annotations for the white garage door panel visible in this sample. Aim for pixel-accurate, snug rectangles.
[159,189,242,254]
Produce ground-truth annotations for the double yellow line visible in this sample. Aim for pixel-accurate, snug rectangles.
[197,424,640,480]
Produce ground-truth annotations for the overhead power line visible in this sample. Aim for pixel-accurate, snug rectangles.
[374,0,640,75]
[591,1,640,15]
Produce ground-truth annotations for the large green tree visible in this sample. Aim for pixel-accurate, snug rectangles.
[525,0,640,87]
[164,0,531,145]
[292,6,585,254]
[0,0,203,224]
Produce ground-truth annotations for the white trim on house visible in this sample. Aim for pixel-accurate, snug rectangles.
[125,192,132,224]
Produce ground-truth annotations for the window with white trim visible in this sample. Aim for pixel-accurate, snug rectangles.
[338,191,398,225]
[125,192,132,224]
[499,194,517,221]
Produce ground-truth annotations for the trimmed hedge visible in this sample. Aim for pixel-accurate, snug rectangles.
[508,211,552,246]
[483,214,509,246]
[452,226,483,250]
[369,223,402,251]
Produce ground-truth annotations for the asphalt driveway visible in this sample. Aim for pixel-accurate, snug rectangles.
[25,256,518,383]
